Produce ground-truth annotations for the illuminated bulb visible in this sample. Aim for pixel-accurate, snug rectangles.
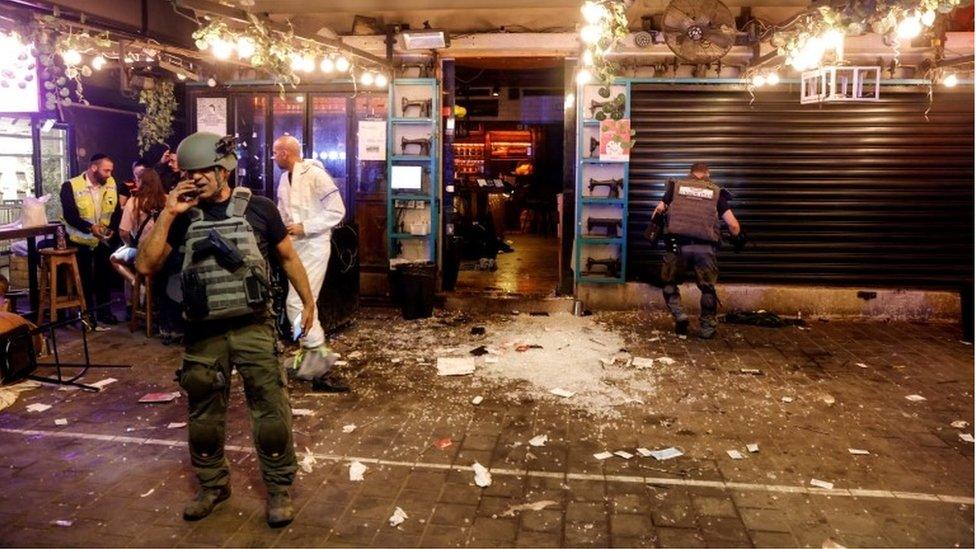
[581,1,608,24]
[583,49,594,66]
[921,10,936,26]
[320,57,334,73]
[289,53,303,71]
[897,14,922,39]
[301,55,315,73]
[211,38,233,60]
[564,92,575,109]
[91,55,106,70]
[943,73,958,87]
[580,25,601,45]
[236,37,256,59]
[207,77,217,87]
[375,73,388,87]
[766,72,780,85]
[195,39,209,51]
[62,49,82,66]
[751,74,766,87]
[360,71,374,85]
[335,56,350,72]
[821,29,844,53]
[296,95,305,103]
[176,72,187,81]
[575,68,592,85]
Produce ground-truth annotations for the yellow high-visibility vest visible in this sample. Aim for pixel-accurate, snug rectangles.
[63,173,118,247]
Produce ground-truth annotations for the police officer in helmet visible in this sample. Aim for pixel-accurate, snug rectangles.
[652,162,743,339]
[136,132,317,528]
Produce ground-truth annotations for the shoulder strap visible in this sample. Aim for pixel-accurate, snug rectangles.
[132,209,158,243]
[188,207,204,223]
[227,187,252,218]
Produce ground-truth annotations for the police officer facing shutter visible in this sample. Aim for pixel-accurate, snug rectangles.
[136,132,317,528]
[653,162,742,339]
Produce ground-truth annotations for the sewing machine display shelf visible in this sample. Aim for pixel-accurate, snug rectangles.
[581,197,624,205]
[391,117,434,124]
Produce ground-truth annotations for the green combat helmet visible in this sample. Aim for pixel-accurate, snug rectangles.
[176,132,238,172]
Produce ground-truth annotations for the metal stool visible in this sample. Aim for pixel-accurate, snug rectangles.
[129,274,153,337]
[37,248,86,326]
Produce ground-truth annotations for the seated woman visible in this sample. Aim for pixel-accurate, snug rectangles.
[110,169,167,284]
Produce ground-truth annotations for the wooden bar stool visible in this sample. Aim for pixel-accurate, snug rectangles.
[129,274,153,337]
[37,248,86,326]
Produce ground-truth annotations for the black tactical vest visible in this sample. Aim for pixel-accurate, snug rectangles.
[664,178,721,243]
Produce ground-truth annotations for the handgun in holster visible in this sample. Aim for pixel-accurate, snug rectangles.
[643,210,666,246]
[193,229,246,271]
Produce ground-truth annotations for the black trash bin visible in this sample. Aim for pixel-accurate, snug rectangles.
[389,262,437,320]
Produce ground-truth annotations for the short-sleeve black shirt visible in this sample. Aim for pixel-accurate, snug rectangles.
[663,180,731,215]
[166,193,287,264]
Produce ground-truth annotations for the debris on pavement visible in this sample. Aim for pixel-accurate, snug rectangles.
[470,326,486,336]
[613,450,634,459]
[550,388,575,398]
[528,434,548,447]
[471,396,484,405]
[848,448,871,455]
[140,488,155,498]
[905,394,927,402]
[52,520,73,527]
[435,438,453,450]
[501,500,558,517]
[515,344,543,352]
[25,403,51,413]
[636,447,652,457]
[649,447,684,461]
[960,433,974,443]
[810,478,835,490]
[167,422,187,429]
[739,368,763,375]
[822,538,847,549]
[342,424,356,433]
[472,462,492,487]
[138,391,180,403]
[632,357,655,369]
[855,362,869,369]
[0,380,40,412]
[746,443,759,453]
[469,345,489,356]
[593,451,614,460]
[781,396,794,403]
[389,507,408,527]
[54,418,68,426]
[437,357,475,376]
[951,420,969,429]
[349,461,367,481]
[89,378,118,390]
[724,310,805,328]
[292,408,315,417]
[299,448,317,473]
[726,449,745,460]
[820,394,836,406]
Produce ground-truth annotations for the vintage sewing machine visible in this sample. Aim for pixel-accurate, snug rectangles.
[587,177,623,198]
[584,257,622,278]
[586,217,623,237]
[401,97,432,118]
[400,136,433,156]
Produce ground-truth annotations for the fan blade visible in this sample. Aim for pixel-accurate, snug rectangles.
[703,29,734,49]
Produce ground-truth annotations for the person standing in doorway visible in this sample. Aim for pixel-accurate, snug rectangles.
[272,135,350,392]
[136,132,316,528]
[60,153,122,326]
[652,162,744,339]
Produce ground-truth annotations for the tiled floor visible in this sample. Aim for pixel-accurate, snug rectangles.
[455,234,559,297]
[0,307,971,547]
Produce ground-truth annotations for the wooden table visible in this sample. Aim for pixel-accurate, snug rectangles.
[0,223,62,320]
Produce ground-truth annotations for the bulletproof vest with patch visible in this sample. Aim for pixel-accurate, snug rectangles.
[180,187,270,322]
[664,178,721,243]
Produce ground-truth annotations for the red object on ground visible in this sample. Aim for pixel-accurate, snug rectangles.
[435,438,453,450]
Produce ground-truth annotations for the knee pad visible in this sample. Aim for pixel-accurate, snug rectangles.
[179,366,225,402]
[255,417,291,458]
[188,420,223,458]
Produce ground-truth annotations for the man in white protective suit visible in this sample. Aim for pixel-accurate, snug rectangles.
[273,135,350,392]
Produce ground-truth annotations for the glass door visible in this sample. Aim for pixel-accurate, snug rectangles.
[310,95,349,213]
[235,95,268,193]
[271,94,306,198]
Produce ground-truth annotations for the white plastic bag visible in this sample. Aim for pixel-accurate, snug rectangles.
[20,195,50,228]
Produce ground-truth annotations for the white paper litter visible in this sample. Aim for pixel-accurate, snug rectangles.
[501,500,558,517]
[848,448,870,455]
[54,418,68,426]
[613,450,634,460]
[52,520,73,527]
[746,443,759,453]
[484,357,500,364]
[593,451,614,460]
[649,447,683,461]
[292,408,315,417]
[528,435,548,447]
[437,357,476,376]
[727,449,745,460]
[342,424,356,433]
[822,538,847,549]
[905,394,926,402]
[781,396,794,403]
[636,447,652,457]
[810,478,834,490]
[389,507,408,527]
[739,368,762,375]
[472,462,492,487]
[299,447,317,473]
[140,488,155,498]
[550,388,575,398]
[951,420,968,429]
[655,357,676,366]
[632,357,655,369]
[26,403,51,413]
[855,362,869,369]
[349,461,367,481]
[471,396,484,405]
[90,378,118,389]
[167,422,187,429]
[960,433,975,443]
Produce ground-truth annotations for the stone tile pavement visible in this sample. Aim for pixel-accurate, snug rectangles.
[0,308,971,547]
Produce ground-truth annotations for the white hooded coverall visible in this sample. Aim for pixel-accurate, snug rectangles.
[277,159,346,349]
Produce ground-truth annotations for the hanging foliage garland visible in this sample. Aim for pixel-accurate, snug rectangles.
[137,80,177,155]
[579,1,630,120]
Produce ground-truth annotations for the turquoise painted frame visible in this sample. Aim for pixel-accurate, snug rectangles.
[387,77,440,262]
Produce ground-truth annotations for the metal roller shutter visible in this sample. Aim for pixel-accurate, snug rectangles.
[628,86,974,290]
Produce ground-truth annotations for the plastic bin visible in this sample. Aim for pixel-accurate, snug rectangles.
[389,262,437,320]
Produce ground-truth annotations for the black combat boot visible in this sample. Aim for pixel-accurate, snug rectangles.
[182,486,231,521]
[675,316,690,336]
[266,490,294,528]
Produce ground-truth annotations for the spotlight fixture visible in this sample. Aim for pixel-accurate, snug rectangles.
[943,73,959,87]
[375,73,388,87]
[91,55,107,70]
[401,29,450,50]
[336,56,350,72]
[320,57,335,73]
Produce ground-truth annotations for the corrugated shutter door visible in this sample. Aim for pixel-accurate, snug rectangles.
[628,87,974,289]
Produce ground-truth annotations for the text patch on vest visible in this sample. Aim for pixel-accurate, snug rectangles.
[677,186,714,200]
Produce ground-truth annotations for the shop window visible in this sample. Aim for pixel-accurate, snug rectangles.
[272,94,305,197]
[311,95,349,210]
[354,93,388,195]
[235,95,267,193]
